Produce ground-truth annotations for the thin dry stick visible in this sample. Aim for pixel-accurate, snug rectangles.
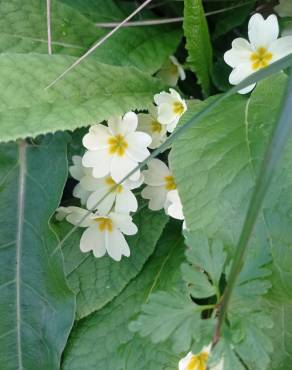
[94,2,253,28]
[45,0,153,89]
[46,0,52,55]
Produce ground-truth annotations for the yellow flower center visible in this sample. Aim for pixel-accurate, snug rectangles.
[105,176,123,193]
[187,352,209,370]
[164,175,176,190]
[173,101,184,115]
[151,120,163,133]
[108,134,128,156]
[250,47,273,70]
[95,217,113,232]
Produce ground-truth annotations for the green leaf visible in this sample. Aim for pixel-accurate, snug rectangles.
[60,0,182,74]
[275,0,292,17]
[229,312,273,370]
[184,231,226,297]
[183,0,213,96]
[0,134,75,370]
[54,205,168,319]
[228,246,272,315]
[117,337,178,370]
[0,54,164,143]
[62,221,185,370]
[210,338,246,370]
[0,0,182,74]
[91,27,182,75]
[213,0,255,39]
[129,234,219,355]
[210,311,273,370]
[0,0,100,55]
[130,291,202,353]
[269,303,292,369]
[59,0,135,22]
[170,74,292,299]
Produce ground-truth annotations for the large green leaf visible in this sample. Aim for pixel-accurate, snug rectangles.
[61,221,185,370]
[170,73,292,302]
[54,205,168,319]
[59,0,134,22]
[61,0,182,74]
[213,0,256,39]
[269,303,292,369]
[0,0,182,75]
[130,290,202,353]
[0,134,75,370]
[183,0,213,96]
[275,0,292,17]
[0,0,100,55]
[0,54,164,143]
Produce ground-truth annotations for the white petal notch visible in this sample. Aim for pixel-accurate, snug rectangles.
[224,13,292,94]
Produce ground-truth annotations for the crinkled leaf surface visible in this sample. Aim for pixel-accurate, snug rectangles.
[269,303,292,369]
[0,54,164,143]
[130,290,203,354]
[0,133,75,370]
[60,0,183,74]
[213,0,255,39]
[183,231,226,298]
[61,221,185,370]
[0,0,99,55]
[275,0,292,17]
[170,73,292,302]
[182,231,272,368]
[54,206,168,319]
[0,0,182,74]
[183,0,213,96]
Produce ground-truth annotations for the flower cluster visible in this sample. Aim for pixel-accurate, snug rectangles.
[57,81,187,261]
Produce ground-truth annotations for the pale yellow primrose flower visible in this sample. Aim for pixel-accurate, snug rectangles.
[141,158,176,211]
[82,112,152,183]
[81,174,142,215]
[69,155,92,206]
[138,106,167,149]
[154,88,187,133]
[166,189,184,221]
[56,206,137,261]
[157,55,186,87]
[178,347,223,370]
[224,13,292,94]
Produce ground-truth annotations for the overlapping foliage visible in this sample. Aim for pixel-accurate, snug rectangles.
[1,0,292,370]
